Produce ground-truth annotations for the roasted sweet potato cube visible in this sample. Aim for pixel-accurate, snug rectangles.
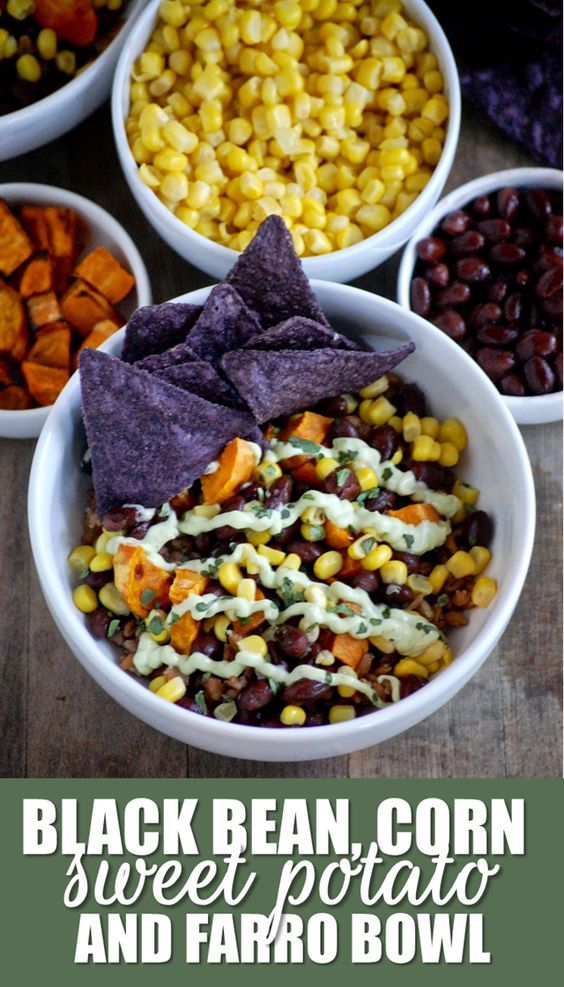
[19,251,54,298]
[60,279,118,336]
[113,544,173,617]
[0,279,28,361]
[28,324,71,370]
[21,362,69,406]
[78,319,120,353]
[75,247,135,304]
[19,205,51,251]
[0,360,14,387]
[0,385,32,410]
[27,290,62,328]
[0,200,34,276]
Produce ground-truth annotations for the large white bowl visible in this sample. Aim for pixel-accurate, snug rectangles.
[0,0,147,163]
[397,167,564,426]
[28,281,535,761]
[111,0,460,283]
[0,183,151,440]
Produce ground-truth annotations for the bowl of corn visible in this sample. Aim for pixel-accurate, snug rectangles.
[28,280,535,759]
[112,0,460,283]
[0,0,148,164]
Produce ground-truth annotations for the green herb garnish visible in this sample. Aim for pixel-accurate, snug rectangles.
[327,603,356,617]
[195,690,208,716]
[195,602,209,613]
[147,615,164,636]
[288,437,322,456]
[381,467,393,481]
[107,618,120,638]
[141,589,157,607]
[436,593,448,607]
[403,534,414,549]
[357,487,379,504]
[335,468,350,488]
[357,622,367,635]
[361,536,376,554]
[214,701,237,722]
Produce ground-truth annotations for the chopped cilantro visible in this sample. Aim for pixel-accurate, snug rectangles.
[403,534,415,549]
[436,593,449,607]
[79,567,90,581]
[147,615,164,635]
[268,678,280,695]
[324,672,333,684]
[415,622,434,634]
[214,701,237,722]
[335,468,350,488]
[382,607,391,619]
[357,622,367,635]
[337,449,358,464]
[361,536,376,554]
[468,533,478,547]
[107,618,120,638]
[140,589,157,607]
[169,612,180,625]
[357,487,379,504]
[195,601,209,613]
[281,508,291,519]
[327,603,356,617]
[381,467,392,481]
[288,437,322,456]
[280,577,304,607]
[370,618,382,627]
[250,504,271,519]
[195,690,208,716]
[239,614,252,626]
[302,493,315,500]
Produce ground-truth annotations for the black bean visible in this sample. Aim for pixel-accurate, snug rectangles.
[476,218,512,242]
[500,373,526,397]
[432,309,466,340]
[525,187,552,221]
[516,330,557,361]
[350,570,380,593]
[424,262,450,287]
[316,395,348,417]
[383,584,415,607]
[239,680,274,711]
[410,276,431,316]
[476,347,517,379]
[287,540,324,564]
[275,625,310,660]
[324,468,361,501]
[268,476,294,508]
[436,282,472,307]
[523,355,556,394]
[460,510,493,548]
[455,257,491,282]
[411,462,454,491]
[496,187,520,221]
[89,608,112,639]
[368,424,398,460]
[282,679,332,704]
[441,210,470,236]
[450,230,485,256]
[416,236,446,262]
[469,303,502,328]
[192,632,222,661]
[85,570,113,590]
[327,416,360,441]
[489,243,526,264]
[365,490,399,512]
[476,325,518,347]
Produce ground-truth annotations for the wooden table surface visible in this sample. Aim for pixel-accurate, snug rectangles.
[0,103,561,779]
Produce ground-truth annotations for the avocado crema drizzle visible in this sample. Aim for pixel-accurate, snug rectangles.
[108,434,461,706]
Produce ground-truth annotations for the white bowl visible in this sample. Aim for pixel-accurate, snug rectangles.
[0,0,147,163]
[0,183,151,439]
[397,167,564,425]
[28,281,535,761]
[111,0,460,283]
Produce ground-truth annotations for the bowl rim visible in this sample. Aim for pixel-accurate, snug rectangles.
[0,181,151,430]
[27,281,536,755]
[111,0,461,272]
[396,166,564,422]
[0,0,147,132]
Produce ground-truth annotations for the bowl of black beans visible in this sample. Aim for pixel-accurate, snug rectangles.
[397,168,563,425]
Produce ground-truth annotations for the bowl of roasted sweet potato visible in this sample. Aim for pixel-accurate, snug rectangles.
[0,182,151,439]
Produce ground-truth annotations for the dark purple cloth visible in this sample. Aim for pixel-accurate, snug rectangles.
[430,0,562,167]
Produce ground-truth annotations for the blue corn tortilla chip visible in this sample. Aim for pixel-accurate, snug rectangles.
[226,215,331,329]
[155,360,242,408]
[121,302,202,364]
[186,283,262,364]
[79,348,256,516]
[136,341,202,373]
[221,343,416,423]
[242,316,361,352]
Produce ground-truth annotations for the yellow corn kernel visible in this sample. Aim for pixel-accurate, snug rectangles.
[160,1,187,27]
[237,578,257,602]
[436,439,459,469]
[359,395,396,426]
[422,96,449,125]
[355,56,382,90]
[355,466,378,491]
[193,503,220,519]
[153,148,189,172]
[98,582,130,616]
[316,457,339,480]
[439,418,468,451]
[147,609,170,644]
[89,552,114,573]
[213,614,231,642]
[227,146,255,173]
[422,137,442,166]
[329,705,356,723]
[149,675,167,693]
[411,435,441,462]
[452,480,479,505]
[403,411,421,442]
[336,224,364,249]
[218,561,243,594]
[162,121,198,153]
[380,560,408,585]
[304,230,332,254]
[246,528,271,546]
[17,53,42,82]
[415,640,446,668]
[362,543,393,571]
[258,544,286,566]
[349,535,376,562]
[406,171,431,192]
[94,530,115,554]
[420,416,440,438]
[283,553,302,571]
[280,704,307,726]
[469,546,491,575]
[37,28,57,60]
[314,551,344,580]
[360,179,385,205]
[471,576,497,608]
[300,521,326,542]
[388,415,403,434]
[68,545,96,573]
[161,172,190,202]
[370,634,396,654]
[428,564,449,594]
[381,55,406,83]
[294,161,317,191]
[239,635,268,657]
[254,461,282,488]
[72,584,98,614]
[394,658,428,678]
[407,573,433,595]
[356,203,391,232]
[446,551,476,579]
[341,137,370,165]
[156,677,187,703]
[336,665,358,698]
